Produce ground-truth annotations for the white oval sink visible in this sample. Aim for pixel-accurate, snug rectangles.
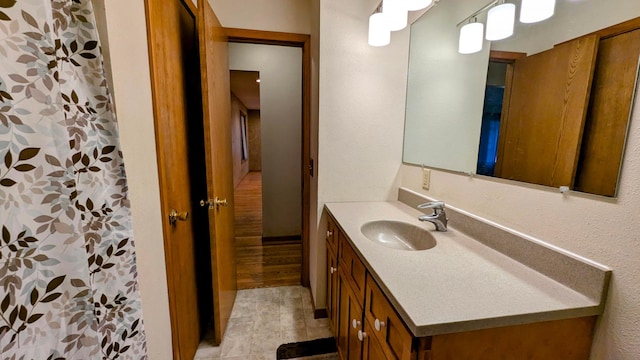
[360,220,437,251]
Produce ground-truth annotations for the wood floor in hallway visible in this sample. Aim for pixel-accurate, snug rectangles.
[234,172,301,289]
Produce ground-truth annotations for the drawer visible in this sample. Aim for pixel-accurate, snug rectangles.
[365,276,416,360]
[339,233,367,304]
[326,215,339,253]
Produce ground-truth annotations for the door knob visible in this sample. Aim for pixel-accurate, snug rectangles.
[358,330,367,341]
[169,209,189,225]
[374,318,386,331]
[215,197,228,208]
[352,319,361,329]
[330,266,337,274]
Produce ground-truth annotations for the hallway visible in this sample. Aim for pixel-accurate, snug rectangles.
[234,172,302,288]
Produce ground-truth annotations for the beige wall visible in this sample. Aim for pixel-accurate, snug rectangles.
[210,0,311,34]
[313,0,410,308]
[97,1,172,359]
[230,93,250,188]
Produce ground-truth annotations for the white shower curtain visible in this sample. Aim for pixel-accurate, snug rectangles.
[0,0,147,358]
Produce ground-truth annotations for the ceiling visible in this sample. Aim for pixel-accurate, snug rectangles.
[230,70,261,110]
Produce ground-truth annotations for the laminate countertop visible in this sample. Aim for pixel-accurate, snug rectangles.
[324,200,610,337]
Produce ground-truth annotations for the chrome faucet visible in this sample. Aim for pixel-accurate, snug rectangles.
[417,201,448,232]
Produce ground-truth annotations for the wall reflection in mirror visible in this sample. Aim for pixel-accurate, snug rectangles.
[404,0,640,197]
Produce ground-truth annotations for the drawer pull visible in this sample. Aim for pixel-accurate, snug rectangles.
[326,230,333,239]
[374,318,386,331]
[358,330,367,341]
[330,266,337,274]
[352,319,361,329]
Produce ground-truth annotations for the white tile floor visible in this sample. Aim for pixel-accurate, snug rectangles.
[194,286,336,360]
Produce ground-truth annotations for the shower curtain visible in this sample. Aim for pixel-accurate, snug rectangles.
[0,0,147,358]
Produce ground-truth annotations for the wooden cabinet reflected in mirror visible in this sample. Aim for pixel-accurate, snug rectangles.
[475,19,640,197]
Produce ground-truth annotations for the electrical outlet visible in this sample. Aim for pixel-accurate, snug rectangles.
[422,168,431,190]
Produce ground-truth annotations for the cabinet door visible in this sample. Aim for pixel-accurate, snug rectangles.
[327,245,339,336]
[327,215,339,253]
[365,276,415,360]
[363,321,389,360]
[339,233,367,302]
[338,273,364,360]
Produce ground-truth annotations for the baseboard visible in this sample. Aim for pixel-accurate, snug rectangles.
[262,235,302,245]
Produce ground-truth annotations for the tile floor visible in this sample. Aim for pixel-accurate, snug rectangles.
[194,286,337,360]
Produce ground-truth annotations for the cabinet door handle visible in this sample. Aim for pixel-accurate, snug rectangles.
[326,230,333,239]
[330,266,337,274]
[374,318,386,331]
[352,319,361,329]
[358,330,367,341]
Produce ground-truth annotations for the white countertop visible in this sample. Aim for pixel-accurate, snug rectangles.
[325,201,602,337]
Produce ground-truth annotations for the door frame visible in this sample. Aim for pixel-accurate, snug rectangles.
[225,28,312,287]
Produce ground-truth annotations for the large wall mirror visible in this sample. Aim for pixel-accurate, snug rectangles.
[404,0,640,197]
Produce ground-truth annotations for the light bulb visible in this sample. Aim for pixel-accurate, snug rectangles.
[368,13,391,47]
[405,0,433,12]
[459,22,484,54]
[486,3,515,41]
[383,0,408,31]
[520,0,555,23]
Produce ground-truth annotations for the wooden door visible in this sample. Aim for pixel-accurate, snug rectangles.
[197,0,237,344]
[575,28,640,196]
[145,0,204,359]
[496,35,598,187]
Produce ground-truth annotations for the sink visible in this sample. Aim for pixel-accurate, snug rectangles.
[360,220,437,251]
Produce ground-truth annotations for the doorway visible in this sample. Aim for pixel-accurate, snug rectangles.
[225,29,312,289]
[229,44,305,288]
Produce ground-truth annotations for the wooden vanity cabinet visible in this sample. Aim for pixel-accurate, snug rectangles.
[327,217,340,335]
[326,214,599,360]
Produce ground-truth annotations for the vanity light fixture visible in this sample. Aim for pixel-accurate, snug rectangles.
[406,0,433,12]
[520,0,556,23]
[459,19,484,54]
[383,0,409,31]
[369,11,391,47]
[486,0,516,41]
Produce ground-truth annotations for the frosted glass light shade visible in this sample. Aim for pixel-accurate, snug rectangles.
[368,13,391,47]
[406,0,433,11]
[486,3,516,41]
[459,22,484,54]
[383,0,408,31]
[520,0,556,23]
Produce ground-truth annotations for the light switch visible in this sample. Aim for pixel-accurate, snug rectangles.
[422,168,431,190]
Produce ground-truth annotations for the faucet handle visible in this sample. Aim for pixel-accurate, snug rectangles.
[418,201,445,213]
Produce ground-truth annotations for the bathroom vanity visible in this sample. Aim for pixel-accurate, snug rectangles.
[325,188,610,359]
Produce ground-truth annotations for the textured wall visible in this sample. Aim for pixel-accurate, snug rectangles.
[400,79,640,358]
[313,0,410,308]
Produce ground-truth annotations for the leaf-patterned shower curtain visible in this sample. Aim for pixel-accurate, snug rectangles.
[0,0,147,358]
